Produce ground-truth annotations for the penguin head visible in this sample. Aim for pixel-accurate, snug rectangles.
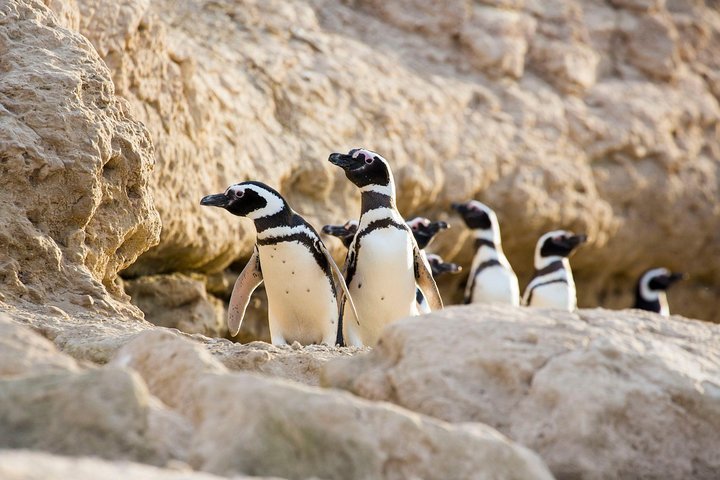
[406,217,449,249]
[426,253,462,278]
[200,181,287,220]
[328,148,395,196]
[638,268,685,297]
[536,230,587,262]
[321,220,358,249]
[451,200,498,231]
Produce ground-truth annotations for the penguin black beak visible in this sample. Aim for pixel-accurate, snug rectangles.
[329,153,362,170]
[200,193,230,208]
[664,272,686,287]
[568,234,588,248]
[450,202,468,214]
[322,224,350,237]
[428,221,449,234]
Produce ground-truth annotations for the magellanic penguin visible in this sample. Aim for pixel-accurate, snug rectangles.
[633,268,685,316]
[522,230,587,311]
[328,148,443,347]
[200,181,358,346]
[323,217,457,315]
[406,217,455,314]
[451,200,520,306]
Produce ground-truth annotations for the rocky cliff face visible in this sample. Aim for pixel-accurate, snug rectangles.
[69,0,720,324]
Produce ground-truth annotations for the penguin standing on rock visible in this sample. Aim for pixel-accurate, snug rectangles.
[522,230,587,311]
[323,216,458,315]
[634,268,685,316]
[328,148,443,347]
[452,200,519,306]
[200,181,358,346]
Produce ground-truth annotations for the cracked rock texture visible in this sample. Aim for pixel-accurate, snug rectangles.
[109,330,554,479]
[323,305,720,479]
[68,0,720,323]
[0,0,160,323]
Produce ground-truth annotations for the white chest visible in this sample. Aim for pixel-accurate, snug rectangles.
[258,241,337,344]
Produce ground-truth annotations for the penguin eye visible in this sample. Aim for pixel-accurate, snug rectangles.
[365,157,373,164]
[235,190,244,198]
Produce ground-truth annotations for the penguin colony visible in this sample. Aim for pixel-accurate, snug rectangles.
[201,148,685,347]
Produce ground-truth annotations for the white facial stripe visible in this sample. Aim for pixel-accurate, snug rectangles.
[359,206,403,226]
[407,217,430,229]
[257,224,317,241]
[534,229,573,268]
[640,268,670,300]
[360,183,395,197]
[241,184,286,219]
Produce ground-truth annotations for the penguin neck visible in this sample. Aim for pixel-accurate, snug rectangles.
[253,206,295,233]
[472,229,503,261]
[360,190,396,214]
[635,281,669,315]
[535,254,569,271]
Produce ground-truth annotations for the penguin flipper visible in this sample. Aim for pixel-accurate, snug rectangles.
[318,240,361,328]
[413,245,443,311]
[228,247,264,336]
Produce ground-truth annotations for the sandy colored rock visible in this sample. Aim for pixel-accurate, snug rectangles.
[123,273,226,337]
[0,450,281,480]
[66,0,720,323]
[0,366,191,465]
[0,314,79,377]
[111,330,554,479]
[0,0,160,322]
[323,305,720,479]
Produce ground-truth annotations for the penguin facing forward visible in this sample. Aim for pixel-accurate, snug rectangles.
[634,268,685,316]
[452,200,520,306]
[200,181,358,346]
[522,230,587,311]
[328,148,443,346]
[323,216,456,315]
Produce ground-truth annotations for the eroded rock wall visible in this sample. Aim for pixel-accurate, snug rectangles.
[68,0,720,323]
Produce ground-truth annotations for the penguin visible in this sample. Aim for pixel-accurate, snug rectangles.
[406,217,454,314]
[633,268,685,316]
[200,181,358,346]
[321,220,358,249]
[522,230,587,311]
[328,148,443,346]
[425,253,462,278]
[323,217,457,315]
[451,200,520,306]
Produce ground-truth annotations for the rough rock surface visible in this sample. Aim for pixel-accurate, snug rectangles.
[323,305,720,479]
[68,0,720,322]
[110,330,554,479]
[0,0,160,321]
[0,450,275,480]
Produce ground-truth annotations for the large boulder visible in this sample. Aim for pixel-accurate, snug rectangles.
[323,305,720,479]
[69,0,720,322]
[0,0,160,322]
[110,330,554,479]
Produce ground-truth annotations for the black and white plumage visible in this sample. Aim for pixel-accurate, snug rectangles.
[328,148,443,346]
[323,216,458,315]
[452,200,519,306]
[522,230,587,311]
[200,181,357,346]
[633,268,685,316]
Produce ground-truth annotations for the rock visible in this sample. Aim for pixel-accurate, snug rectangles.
[322,305,720,479]
[64,0,720,322]
[0,0,160,321]
[0,314,79,377]
[123,273,226,337]
[110,330,554,479]
[0,450,278,480]
[0,366,191,466]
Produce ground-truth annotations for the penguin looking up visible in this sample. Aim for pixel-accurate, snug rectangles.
[328,148,443,346]
[522,230,587,311]
[200,181,358,346]
[406,217,449,250]
[634,268,685,316]
[451,200,519,306]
